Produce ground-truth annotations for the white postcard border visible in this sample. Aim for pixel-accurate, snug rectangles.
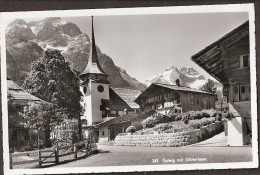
[1,3,258,174]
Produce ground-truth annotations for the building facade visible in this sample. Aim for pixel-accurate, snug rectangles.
[191,20,251,146]
[134,83,216,115]
[7,79,46,149]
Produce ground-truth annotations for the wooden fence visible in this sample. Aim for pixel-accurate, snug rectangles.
[10,141,97,169]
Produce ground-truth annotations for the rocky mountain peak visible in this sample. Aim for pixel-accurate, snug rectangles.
[8,19,27,28]
[5,18,146,91]
[42,17,62,23]
[180,67,199,76]
[164,65,179,72]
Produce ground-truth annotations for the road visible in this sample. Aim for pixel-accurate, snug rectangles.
[53,144,252,167]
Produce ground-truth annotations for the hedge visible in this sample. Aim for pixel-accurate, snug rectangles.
[142,109,218,129]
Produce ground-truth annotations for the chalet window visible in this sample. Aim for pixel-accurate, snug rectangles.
[241,86,246,93]
[240,55,249,68]
[234,86,239,94]
[102,131,105,136]
[110,110,117,115]
[118,111,124,116]
[197,99,200,105]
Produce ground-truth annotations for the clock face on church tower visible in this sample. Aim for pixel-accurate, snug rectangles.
[97,85,104,93]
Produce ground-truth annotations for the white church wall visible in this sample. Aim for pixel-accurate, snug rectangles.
[90,82,110,124]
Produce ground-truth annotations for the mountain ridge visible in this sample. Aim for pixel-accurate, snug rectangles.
[6,17,146,91]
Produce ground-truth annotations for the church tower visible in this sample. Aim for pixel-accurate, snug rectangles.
[80,16,110,126]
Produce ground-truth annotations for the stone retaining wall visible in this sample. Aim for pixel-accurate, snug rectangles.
[114,121,223,147]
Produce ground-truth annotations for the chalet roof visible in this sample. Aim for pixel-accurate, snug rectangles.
[154,83,213,95]
[111,88,141,109]
[93,110,156,128]
[101,88,133,111]
[191,20,249,83]
[80,16,107,77]
[134,83,214,103]
[7,80,44,104]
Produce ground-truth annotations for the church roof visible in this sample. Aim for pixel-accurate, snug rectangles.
[111,88,141,109]
[101,88,133,111]
[80,16,107,76]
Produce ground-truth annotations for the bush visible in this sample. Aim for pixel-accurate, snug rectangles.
[154,123,172,132]
[169,113,178,121]
[216,114,222,121]
[126,126,136,133]
[194,111,203,120]
[181,114,188,121]
[201,110,210,118]
[184,119,189,125]
[142,113,170,128]
[175,114,183,121]
[189,117,216,129]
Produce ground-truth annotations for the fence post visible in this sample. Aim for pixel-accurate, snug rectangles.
[85,142,88,156]
[73,144,77,158]
[55,148,59,163]
[9,153,12,169]
[38,150,42,167]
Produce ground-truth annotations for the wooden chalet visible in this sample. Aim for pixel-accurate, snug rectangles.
[7,78,46,149]
[191,20,251,146]
[134,82,216,115]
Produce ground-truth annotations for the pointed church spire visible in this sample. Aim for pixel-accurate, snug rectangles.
[80,16,107,78]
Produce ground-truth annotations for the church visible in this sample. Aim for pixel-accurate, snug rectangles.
[79,17,137,127]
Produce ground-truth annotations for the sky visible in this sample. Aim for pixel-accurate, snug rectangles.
[21,12,249,83]
[62,13,248,82]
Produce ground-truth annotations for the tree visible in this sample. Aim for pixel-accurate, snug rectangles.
[23,102,61,148]
[200,79,217,94]
[22,49,83,141]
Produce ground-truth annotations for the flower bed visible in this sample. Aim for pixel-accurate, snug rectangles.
[114,121,223,147]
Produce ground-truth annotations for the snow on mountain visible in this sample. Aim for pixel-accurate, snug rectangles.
[144,65,183,87]
[144,65,223,103]
[188,79,207,89]
[144,65,207,89]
